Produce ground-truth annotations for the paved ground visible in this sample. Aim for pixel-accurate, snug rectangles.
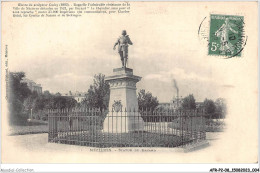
[5,133,92,153]
[8,125,48,135]
[206,132,222,140]
[5,132,221,152]
[2,132,226,163]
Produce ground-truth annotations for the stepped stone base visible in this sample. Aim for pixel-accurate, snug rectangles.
[103,113,145,133]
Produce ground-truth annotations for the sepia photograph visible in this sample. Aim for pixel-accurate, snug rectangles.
[1,1,258,170]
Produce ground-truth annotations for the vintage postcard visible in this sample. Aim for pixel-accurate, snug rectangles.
[1,1,258,165]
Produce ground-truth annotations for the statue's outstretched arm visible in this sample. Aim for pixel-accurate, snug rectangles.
[128,37,133,45]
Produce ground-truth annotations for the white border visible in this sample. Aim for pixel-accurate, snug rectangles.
[0,0,259,172]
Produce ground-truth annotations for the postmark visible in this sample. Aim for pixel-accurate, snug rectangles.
[198,14,247,59]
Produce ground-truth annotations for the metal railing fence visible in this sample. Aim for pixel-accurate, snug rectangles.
[48,108,206,148]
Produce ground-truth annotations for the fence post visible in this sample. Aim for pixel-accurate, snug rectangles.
[181,110,183,146]
[57,109,60,143]
[120,107,122,146]
[125,107,127,147]
[48,109,50,142]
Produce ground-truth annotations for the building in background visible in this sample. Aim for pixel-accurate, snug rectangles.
[158,98,204,110]
[22,78,42,94]
[157,79,184,110]
[62,91,87,103]
[158,96,184,110]
[195,102,204,109]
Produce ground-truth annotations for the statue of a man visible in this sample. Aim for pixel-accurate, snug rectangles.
[113,30,133,67]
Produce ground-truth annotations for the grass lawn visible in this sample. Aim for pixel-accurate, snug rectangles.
[50,131,191,148]
[9,120,48,135]
[205,120,225,132]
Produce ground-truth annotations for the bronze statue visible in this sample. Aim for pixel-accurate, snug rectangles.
[113,30,133,67]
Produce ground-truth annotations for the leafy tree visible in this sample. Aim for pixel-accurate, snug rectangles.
[23,91,38,113]
[51,96,77,109]
[83,73,110,110]
[43,90,51,97]
[138,89,159,111]
[8,72,79,123]
[181,94,196,110]
[8,72,31,103]
[8,72,31,124]
[55,92,62,96]
[215,98,227,119]
[41,90,54,109]
[203,98,216,118]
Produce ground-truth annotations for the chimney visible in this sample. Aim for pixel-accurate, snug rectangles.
[172,79,179,107]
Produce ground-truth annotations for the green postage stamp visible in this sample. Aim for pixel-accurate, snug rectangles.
[208,14,245,58]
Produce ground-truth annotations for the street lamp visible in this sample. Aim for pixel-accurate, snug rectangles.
[27,108,33,123]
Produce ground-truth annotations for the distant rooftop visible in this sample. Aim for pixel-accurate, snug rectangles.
[21,78,41,87]
[62,91,87,97]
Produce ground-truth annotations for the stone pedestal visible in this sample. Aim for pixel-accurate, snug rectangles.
[103,67,144,133]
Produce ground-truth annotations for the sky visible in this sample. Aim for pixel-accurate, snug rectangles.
[5,2,228,102]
